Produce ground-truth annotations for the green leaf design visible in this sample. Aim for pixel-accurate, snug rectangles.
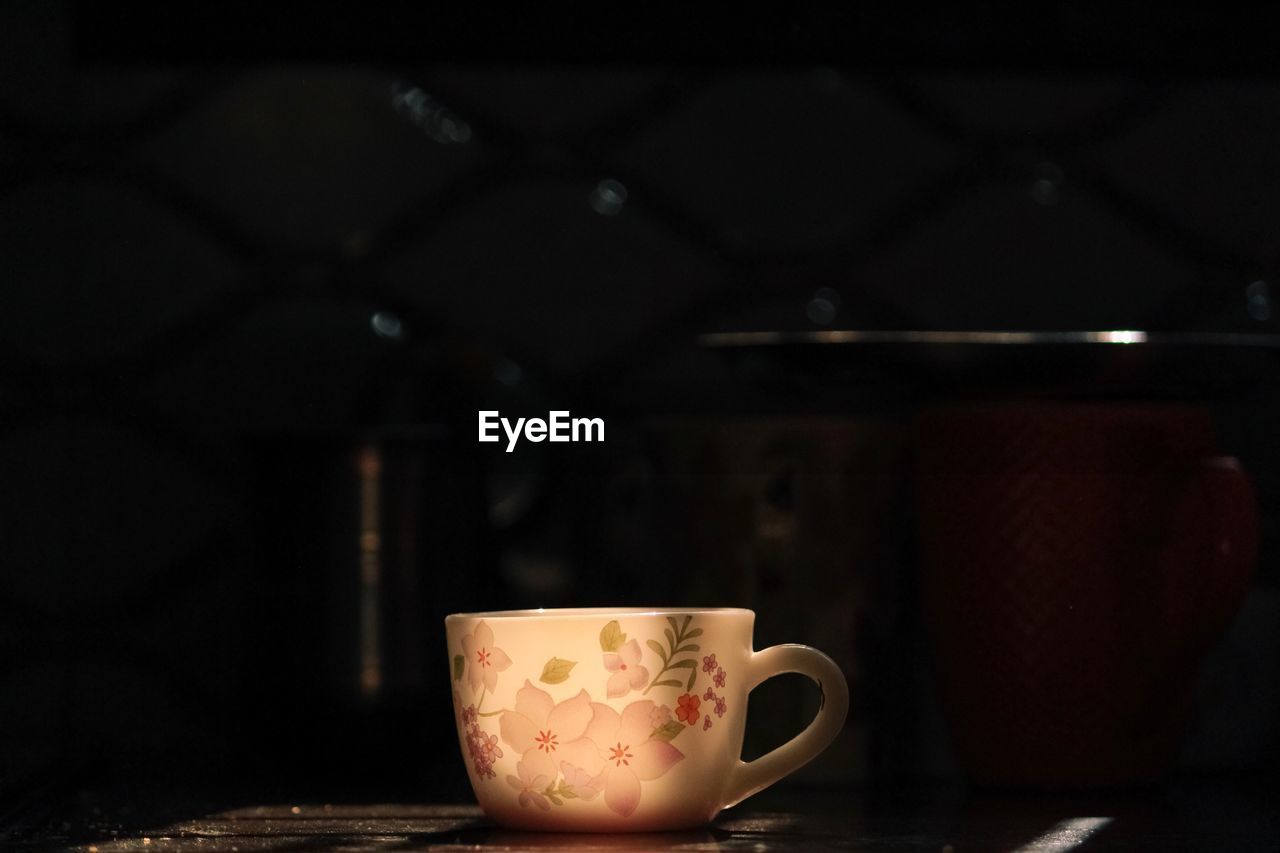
[599,620,625,652]
[644,614,710,695]
[549,795,563,806]
[452,654,464,682]
[539,657,577,684]
[650,720,686,742]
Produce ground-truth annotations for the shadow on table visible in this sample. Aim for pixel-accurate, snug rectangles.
[10,778,1280,851]
[9,798,735,852]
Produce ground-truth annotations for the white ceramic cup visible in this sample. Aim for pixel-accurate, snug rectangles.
[445,607,849,832]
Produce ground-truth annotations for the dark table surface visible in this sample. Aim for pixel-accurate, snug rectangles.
[5,775,1279,851]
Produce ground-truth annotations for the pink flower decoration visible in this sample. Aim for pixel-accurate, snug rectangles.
[713,667,726,689]
[703,687,716,702]
[714,697,727,718]
[703,716,713,731]
[603,639,650,698]
[702,653,717,674]
[559,761,603,800]
[506,758,551,810]
[460,620,512,696]
[461,705,478,727]
[649,704,672,730]
[499,681,598,785]
[575,700,685,817]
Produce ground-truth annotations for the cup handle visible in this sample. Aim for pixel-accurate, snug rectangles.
[720,644,849,809]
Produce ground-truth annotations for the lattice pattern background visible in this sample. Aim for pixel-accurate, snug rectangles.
[3,2,1280,795]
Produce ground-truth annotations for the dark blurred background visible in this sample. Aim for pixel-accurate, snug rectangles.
[3,0,1280,821]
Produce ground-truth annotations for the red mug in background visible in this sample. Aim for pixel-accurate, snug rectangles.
[914,402,1258,787]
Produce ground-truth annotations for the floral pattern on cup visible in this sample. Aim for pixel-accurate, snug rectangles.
[580,698,685,816]
[459,619,512,696]
[450,616,728,816]
[494,682,685,816]
[700,677,731,731]
[675,693,701,726]
[640,616,704,694]
[603,639,649,698]
[499,682,598,784]
[559,762,603,801]
[507,758,552,810]
[462,708,503,779]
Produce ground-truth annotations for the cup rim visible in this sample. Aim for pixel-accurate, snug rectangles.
[446,606,754,621]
